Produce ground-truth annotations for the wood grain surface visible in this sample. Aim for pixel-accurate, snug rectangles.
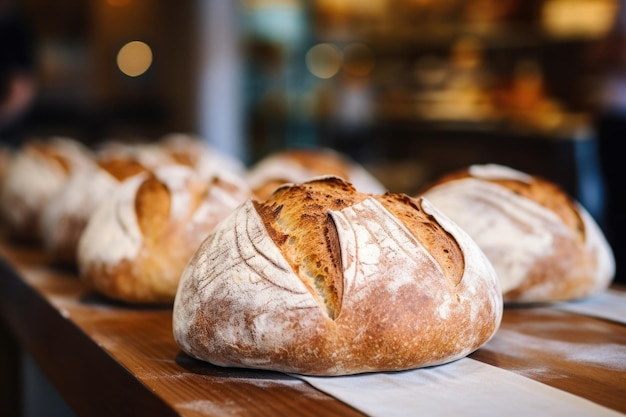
[1,238,624,416]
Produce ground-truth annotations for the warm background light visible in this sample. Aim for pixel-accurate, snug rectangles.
[541,0,618,39]
[116,40,153,77]
[107,0,131,6]
[342,43,375,77]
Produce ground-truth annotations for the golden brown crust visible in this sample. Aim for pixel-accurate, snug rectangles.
[98,158,148,181]
[81,256,184,304]
[135,175,171,240]
[253,179,290,202]
[376,193,465,285]
[250,149,352,200]
[253,177,363,318]
[168,151,195,167]
[282,149,352,179]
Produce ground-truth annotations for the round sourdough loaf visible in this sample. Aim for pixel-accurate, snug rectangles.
[40,156,149,266]
[173,176,502,376]
[77,165,252,304]
[159,133,246,180]
[246,147,386,200]
[419,164,615,304]
[0,137,93,242]
[95,140,178,169]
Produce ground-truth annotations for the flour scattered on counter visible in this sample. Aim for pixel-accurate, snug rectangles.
[565,343,626,369]
[178,399,244,416]
[515,366,564,379]
[483,327,626,373]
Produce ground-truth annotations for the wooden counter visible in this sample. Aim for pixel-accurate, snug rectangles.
[1,239,625,417]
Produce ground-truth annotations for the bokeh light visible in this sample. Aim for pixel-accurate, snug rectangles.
[117,41,153,77]
[541,0,617,38]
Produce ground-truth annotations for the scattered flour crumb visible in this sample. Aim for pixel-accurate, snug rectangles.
[178,399,245,417]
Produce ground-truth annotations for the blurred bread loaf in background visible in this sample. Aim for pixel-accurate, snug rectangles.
[0,137,94,242]
[77,164,252,304]
[419,163,615,304]
[246,147,387,199]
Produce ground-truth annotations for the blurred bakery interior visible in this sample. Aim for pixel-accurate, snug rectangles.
[1,0,625,281]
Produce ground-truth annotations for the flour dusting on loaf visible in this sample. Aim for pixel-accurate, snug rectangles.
[77,172,147,268]
[0,137,93,241]
[420,163,615,303]
[41,166,121,264]
[77,164,252,303]
[173,176,502,376]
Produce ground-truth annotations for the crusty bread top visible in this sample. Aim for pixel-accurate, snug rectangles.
[254,177,465,318]
[25,137,93,174]
[78,164,253,303]
[422,164,585,244]
[79,165,215,268]
[376,193,465,285]
[253,177,364,319]
[96,141,177,170]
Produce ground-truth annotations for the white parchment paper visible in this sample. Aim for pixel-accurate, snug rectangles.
[295,358,624,417]
[552,289,626,325]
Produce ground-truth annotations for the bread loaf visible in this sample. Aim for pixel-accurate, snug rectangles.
[419,164,615,304]
[43,136,247,266]
[0,137,93,242]
[77,165,252,303]
[95,140,178,169]
[40,156,149,265]
[246,148,386,199]
[173,176,502,376]
[159,133,246,180]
